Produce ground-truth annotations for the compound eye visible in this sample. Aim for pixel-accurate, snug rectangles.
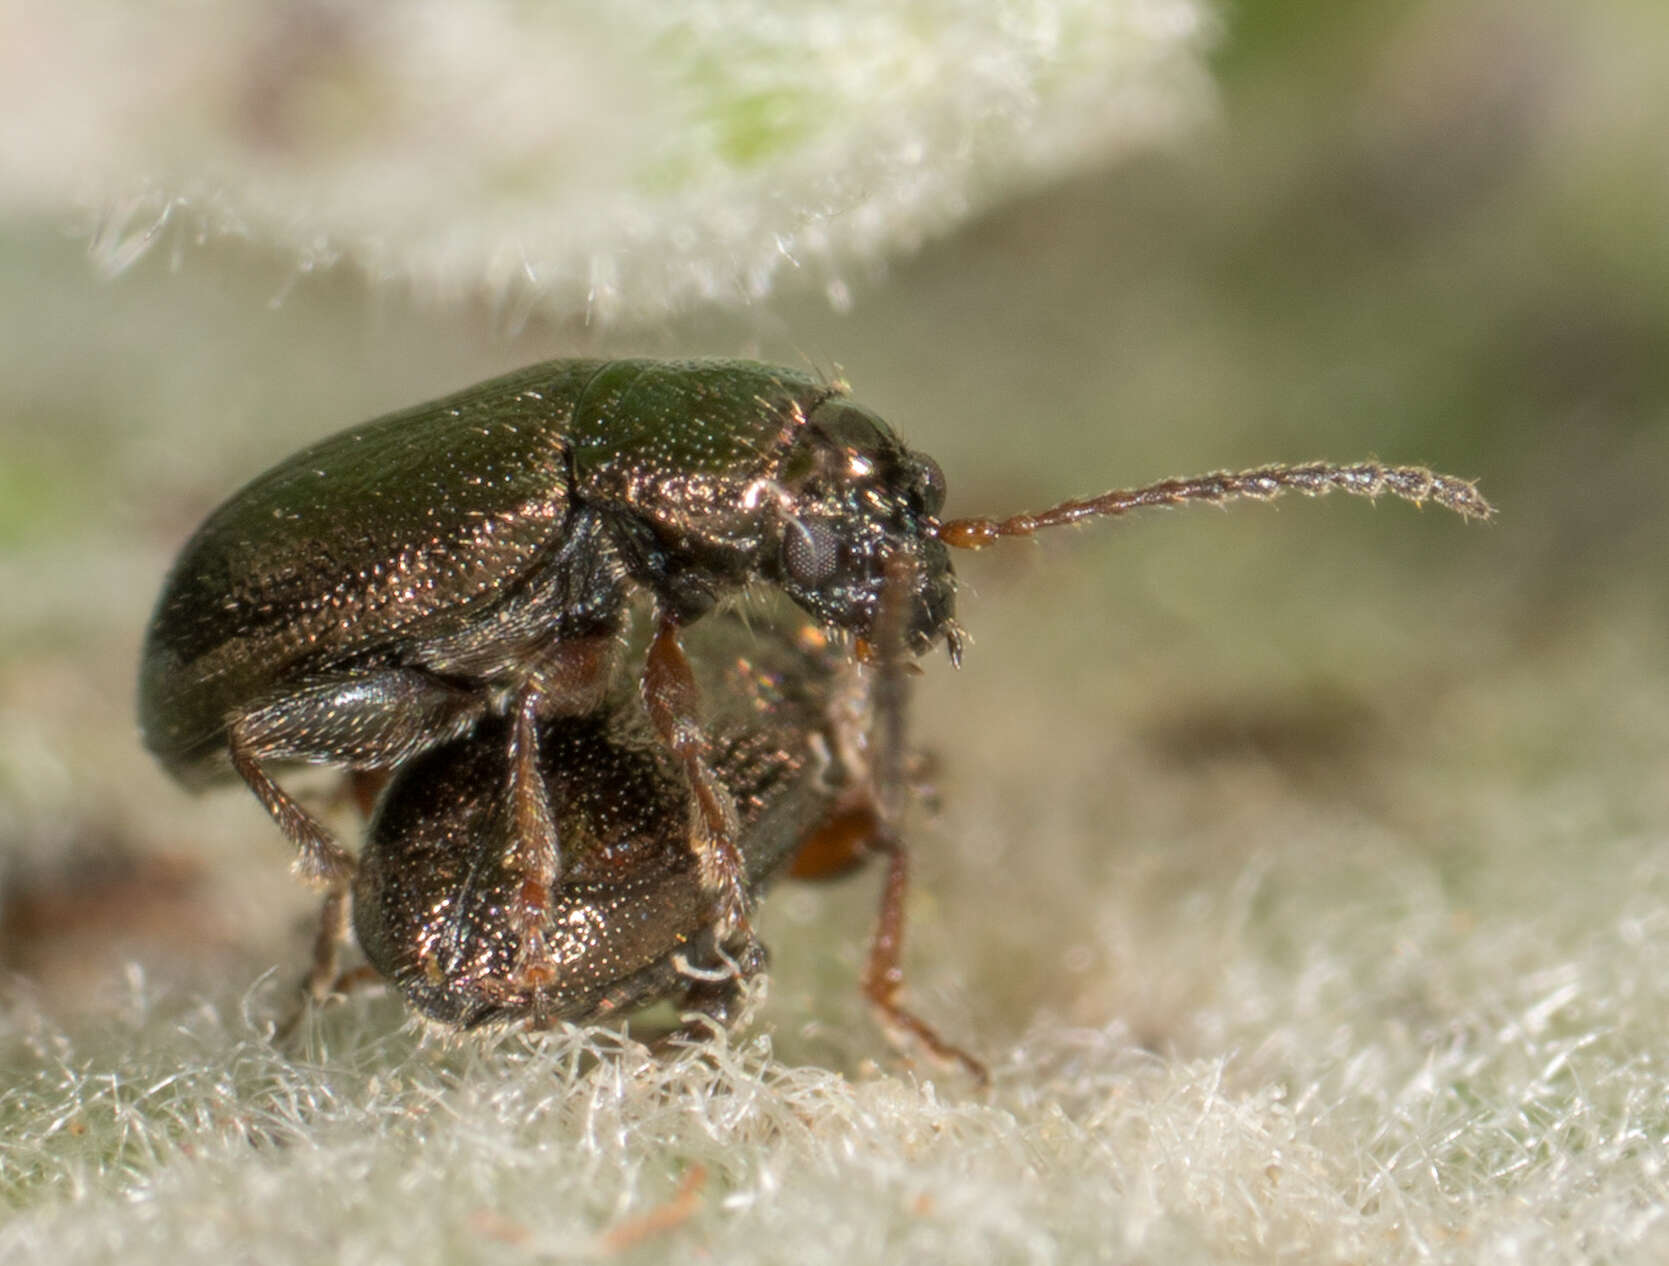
[905,454,947,517]
[783,517,841,587]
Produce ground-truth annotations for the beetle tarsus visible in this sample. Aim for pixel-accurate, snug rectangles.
[303,886,354,1000]
[271,888,373,1043]
[658,944,769,1049]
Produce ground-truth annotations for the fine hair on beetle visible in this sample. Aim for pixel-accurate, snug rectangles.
[136,358,1493,1071]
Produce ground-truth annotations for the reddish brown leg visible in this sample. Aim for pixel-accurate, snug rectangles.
[787,803,879,880]
[524,634,617,715]
[501,684,559,988]
[303,885,353,1000]
[642,612,750,944]
[500,633,619,986]
[860,829,988,1086]
[344,768,390,819]
[328,963,383,996]
[847,553,986,1083]
[228,738,355,890]
[274,886,360,1042]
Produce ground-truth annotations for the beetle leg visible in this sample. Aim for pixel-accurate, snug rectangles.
[302,885,354,1000]
[854,552,987,1084]
[786,800,879,879]
[654,941,770,1051]
[333,768,391,819]
[227,668,488,887]
[859,829,988,1086]
[272,887,376,1042]
[227,738,356,890]
[501,684,561,988]
[642,613,750,945]
[521,634,618,715]
[786,754,987,1080]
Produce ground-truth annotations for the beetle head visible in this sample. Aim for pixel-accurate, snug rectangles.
[768,398,957,656]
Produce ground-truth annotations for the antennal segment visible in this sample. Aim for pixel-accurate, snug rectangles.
[936,461,1495,550]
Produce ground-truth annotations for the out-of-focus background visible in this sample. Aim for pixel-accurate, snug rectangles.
[3,1,1669,1262]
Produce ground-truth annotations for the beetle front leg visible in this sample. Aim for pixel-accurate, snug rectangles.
[861,829,988,1086]
[642,613,750,944]
[852,551,986,1084]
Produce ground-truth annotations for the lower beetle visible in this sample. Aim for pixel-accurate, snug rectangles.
[138,358,1494,993]
[351,597,980,1074]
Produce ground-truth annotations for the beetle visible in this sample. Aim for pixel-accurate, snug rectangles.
[351,596,979,1073]
[138,358,1494,997]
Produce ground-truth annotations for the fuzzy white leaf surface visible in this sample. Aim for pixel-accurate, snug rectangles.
[0,0,1213,324]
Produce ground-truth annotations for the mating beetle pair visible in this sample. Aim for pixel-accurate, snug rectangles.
[138,358,1492,1069]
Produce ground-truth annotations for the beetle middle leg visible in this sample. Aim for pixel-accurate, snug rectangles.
[497,684,561,987]
[642,611,751,947]
[491,633,622,986]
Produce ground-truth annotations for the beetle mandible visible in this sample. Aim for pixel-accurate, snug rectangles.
[138,358,1494,997]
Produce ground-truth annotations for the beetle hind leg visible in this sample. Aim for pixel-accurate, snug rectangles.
[228,739,356,890]
[272,887,385,1043]
[227,667,489,888]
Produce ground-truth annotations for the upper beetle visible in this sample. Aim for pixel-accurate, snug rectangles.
[139,360,956,980]
[139,358,1493,989]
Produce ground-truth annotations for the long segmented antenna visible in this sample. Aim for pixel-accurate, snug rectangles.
[936,461,1494,550]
